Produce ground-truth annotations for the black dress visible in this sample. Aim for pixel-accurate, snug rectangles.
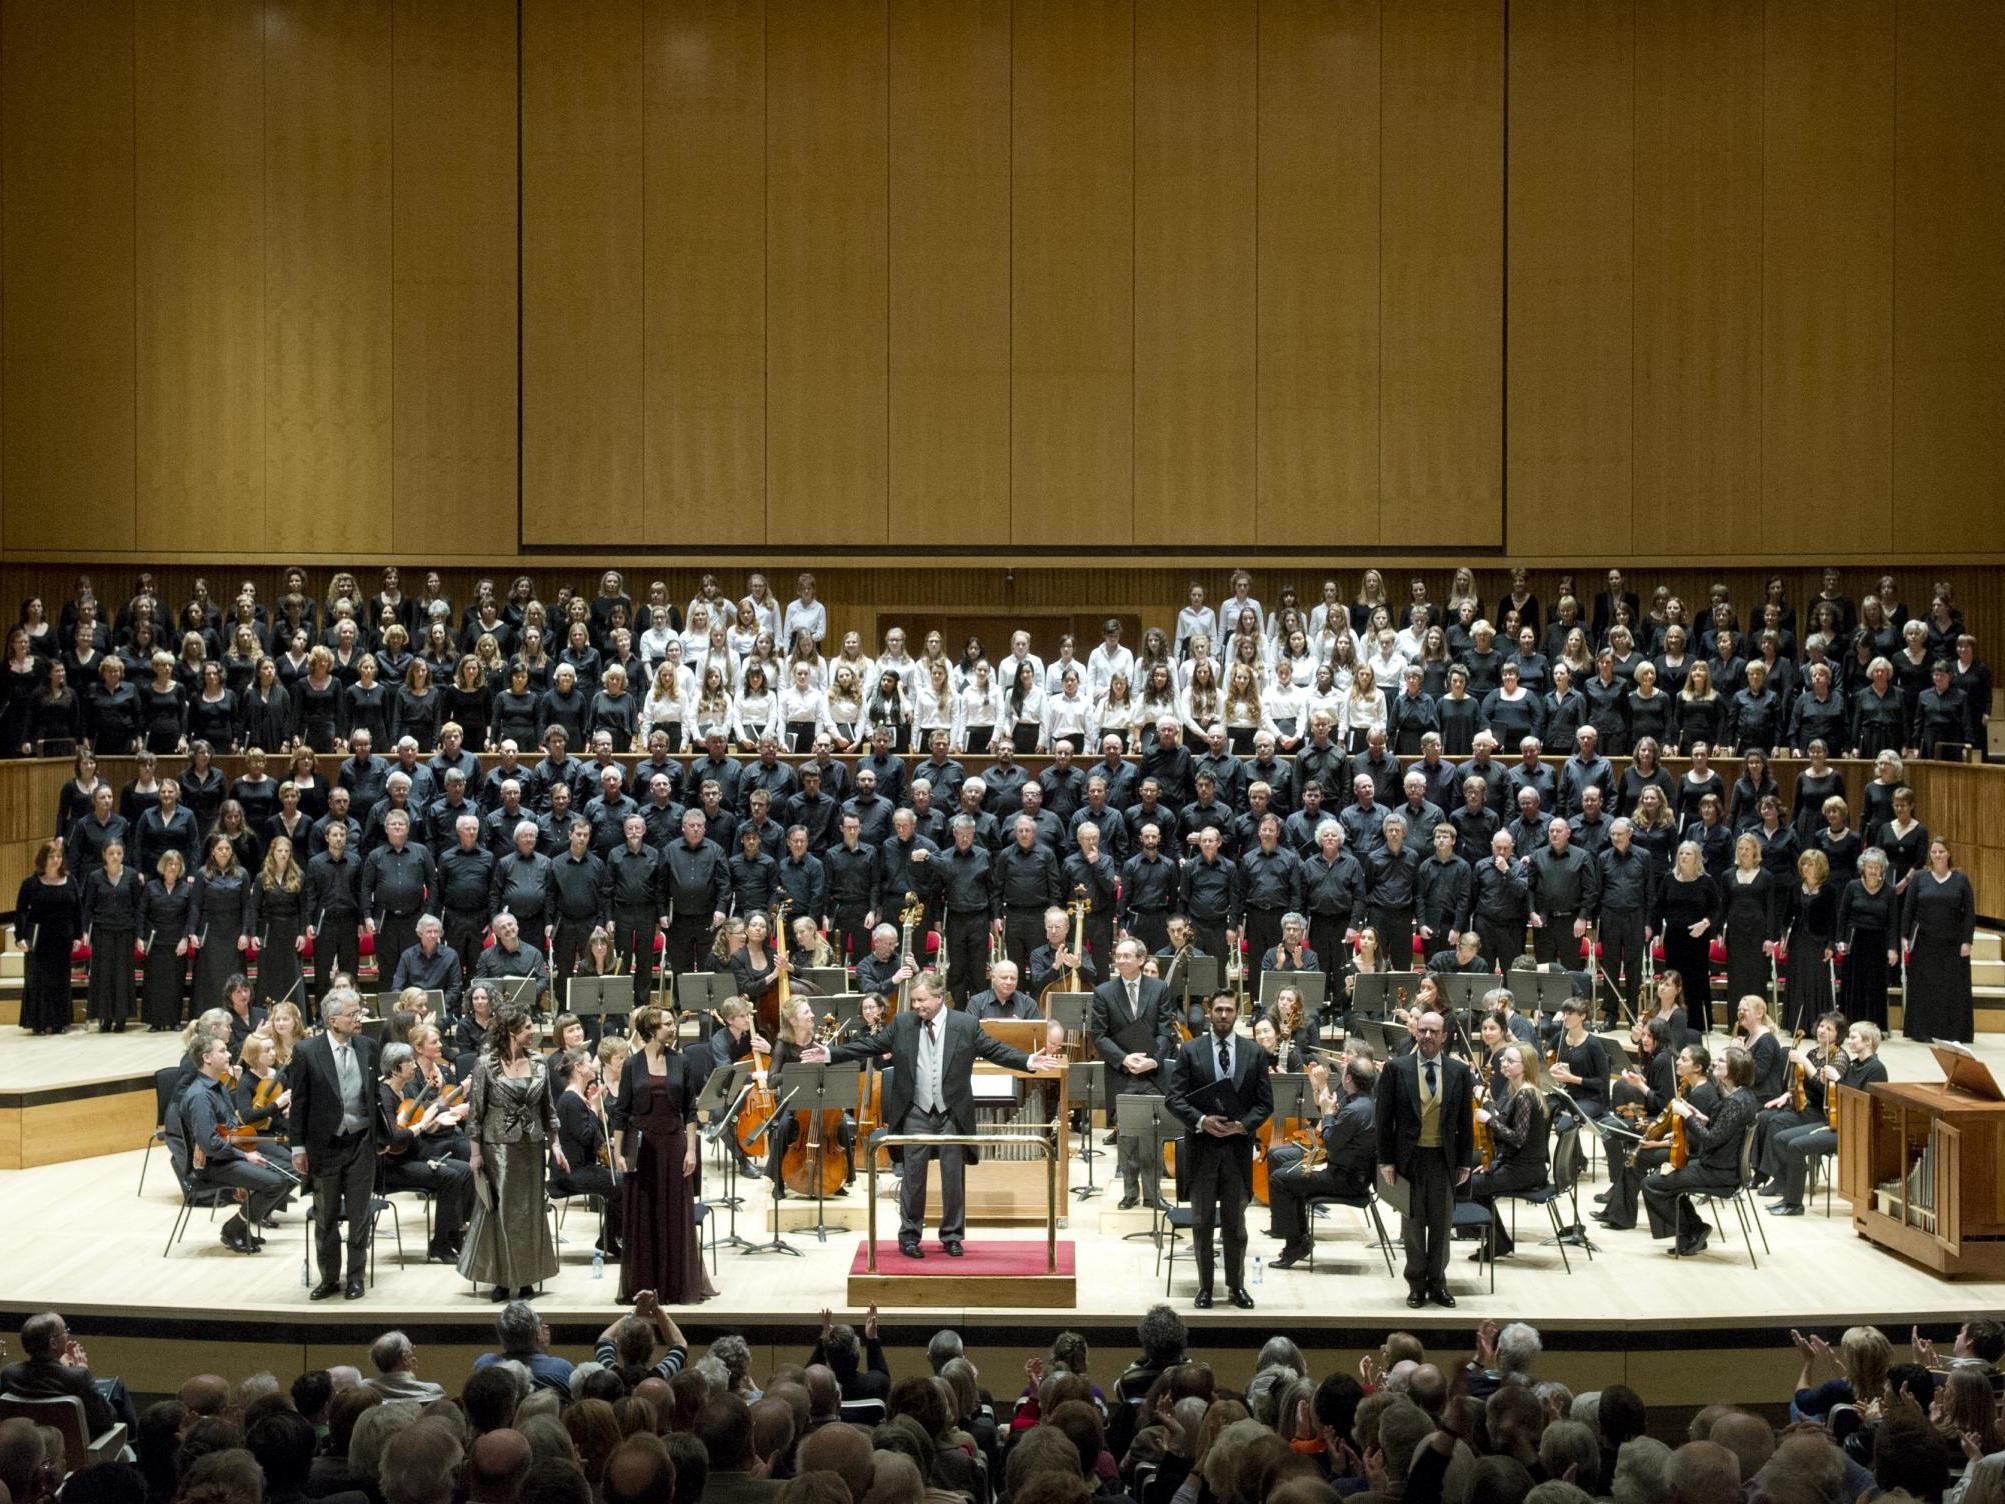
[81,865,142,1027]
[139,875,195,1029]
[1812,827,1864,891]
[1674,770,1725,834]
[1780,883,1837,1033]
[611,1048,711,1305]
[346,682,392,748]
[1878,821,1929,893]
[1465,1087,1548,1256]
[1790,770,1844,842]
[15,876,81,1033]
[1836,878,1893,1030]
[291,678,346,753]
[190,868,251,1010]
[1654,872,1719,1026]
[0,659,45,754]
[179,765,226,831]
[1721,868,1780,1009]
[137,683,188,754]
[237,685,291,754]
[247,875,307,1009]
[1901,869,1975,1043]
[393,685,442,753]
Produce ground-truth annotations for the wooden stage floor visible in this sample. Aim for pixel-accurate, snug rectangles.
[5,1025,2004,1339]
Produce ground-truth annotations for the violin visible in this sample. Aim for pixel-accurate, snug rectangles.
[1788,1029,1809,1112]
[782,1013,849,1198]
[250,1072,287,1110]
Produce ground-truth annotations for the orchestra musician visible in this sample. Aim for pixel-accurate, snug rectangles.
[1261,912,1321,975]
[1544,998,1610,1119]
[1759,1020,1888,1216]
[1592,1041,1714,1232]
[1026,905,1098,998]
[1092,938,1177,1211]
[182,1031,294,1254]
[1269,1055,1377,1270]
[549,1046,624,1258]
[970,959,1038,1021]
[405,1023,471,1160]
[1642,1044,1761,1258]
[377,1041,475,1265]
[805,971,1062,1258]
[760,997,856,1194]
[852,922,915,999]
[233,1032,290,1138]
[1464,1043,1549,1259]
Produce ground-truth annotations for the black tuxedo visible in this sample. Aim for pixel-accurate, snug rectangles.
[830,1007,1036,1242]
[287,1030,381,1286]
[1166,1029,1273,1292]
[1373,1048,1475,1293]
[1091,974,1175,1199]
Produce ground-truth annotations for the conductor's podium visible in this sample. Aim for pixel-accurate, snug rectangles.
[1839,1044,2005,1278]
[923,1019,1072,1227]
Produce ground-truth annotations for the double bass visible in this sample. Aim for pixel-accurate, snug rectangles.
[1039,889,1092,1015]
[783,1013,850,1197]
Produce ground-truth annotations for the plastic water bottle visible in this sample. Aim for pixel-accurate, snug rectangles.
[1252,1254,1264,1285]
[592,1249,604,1281]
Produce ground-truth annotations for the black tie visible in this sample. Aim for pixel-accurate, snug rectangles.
[1426,1060,1438,1095]
[924,1020,936,1046]
[1217,1039,1230,1078]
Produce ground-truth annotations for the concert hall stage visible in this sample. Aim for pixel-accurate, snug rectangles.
[2,1027,2003,1411]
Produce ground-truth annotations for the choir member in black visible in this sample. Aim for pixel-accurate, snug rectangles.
[66,784,126,884]
[1734,995,1788,1106]
[15,839,80,1035]
[138,651,189,755]
[1595,819,1654,1027]
[1760,1020,1888,1216]
[1674,742,1726,832]
[549,1046,622,1255]
[231,748,282,833]
[190,834,252,1011]
[1721,833,1781,1010]
[1653,842,1717,1028]
[134,775,200,876]
[610,1004,712,1304]
[140,849,195,1031]
[212,800,262,874]
[54,751,105,839]
[377,1041,476,1265]
[290,647,347,753]
[1269,1055,1377,1269]
[1545,998,1609,1120]
[1912,660,1969,760]
[23,662,82,758]
[247,836,308,1010]
[1466,1043,1549,1259]
[1779,850,1838,1033]
[1899,838,1976,1043]
[1594,1040,1711,1230]
[1643,1044,1760,1257]
[1361,814,1422,967]
[188,667,238,753]
[81,839,142,1031]
[1837,848,1895,1030]
[394,660,442,753]
[1810,796,1863,892]
[237,658,290,756]
[1465,830,1532,970]
[183,1033,292,1254]
[1303,820,1365,971]
[1878,784,1928,896]
[306,821,364,997]
[84,656,141,754]
[176,744,223,833]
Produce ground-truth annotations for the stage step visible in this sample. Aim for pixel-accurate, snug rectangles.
[1976,930,2003,962]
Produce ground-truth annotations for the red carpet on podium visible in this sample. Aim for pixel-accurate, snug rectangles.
[848,1241,1076,1277]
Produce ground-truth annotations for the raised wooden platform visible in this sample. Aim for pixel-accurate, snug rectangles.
[847,1239,1077,1308]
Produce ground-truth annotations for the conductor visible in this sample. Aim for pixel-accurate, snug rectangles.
[1374,1009,1475,1310]
[1165,991,1273,1310]
[806,971,1061,1260]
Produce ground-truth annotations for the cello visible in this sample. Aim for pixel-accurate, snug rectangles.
[782,1012,850,1197]
[733,1000,780,1161]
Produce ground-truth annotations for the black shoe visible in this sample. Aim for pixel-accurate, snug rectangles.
[1117,1194,1139,1211]
[1405,1288,1427,1309]
[1103,1130,1119,1145]
[943,1239,965,1257]
[1768,1203,1804,1216]
[344,1279,365,1299]
[1592,1191,1610,1204]
[1466,1247,1490,1263]
[489,1286,509,1301]
[428,1242,458,1264]
[221,1216,254,1254]
[899,1239,924,1260]
[1228,1288,1254,1309]
[515,1286,534,1299]
[310,1280,341,1300]
[1429,1282,1457,1308]
[1671,1235,1709,1257]
[1194,1289,1213,1309]
[1271,1245,1310,1270]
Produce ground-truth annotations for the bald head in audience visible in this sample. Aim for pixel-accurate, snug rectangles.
[1707,1414,1775,1485]
[1666,1441,1741,1504]
[804,1367,841,1423]
[602,1434,676,1504]
[467,1429,533,1504]
[798,1423,874,1503]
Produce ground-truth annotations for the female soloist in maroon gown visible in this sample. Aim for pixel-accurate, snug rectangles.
[611,1040,713,1304]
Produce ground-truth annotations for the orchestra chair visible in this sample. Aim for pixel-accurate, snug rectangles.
[1492,1117,1593,1276]
[138,1065,187,1197]
[160,1118,242,1257]
[1302,1185,1398,1278]
[547,1184,606,1257]
[839,1396,888,1427]
[0,1393,126,1473]
[1687,1125,1769,1267]
[1448,1201,1497,1294]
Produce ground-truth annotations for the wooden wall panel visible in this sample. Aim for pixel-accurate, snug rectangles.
[644,0,767,545]
[1255,0,1380,547]
[1760,0,1895,556]
[1506,0,1633,556]
[1378,0,1504,547]
[1011,0,1135,547]
[0,0,136,553]
[1134,0,1257,542]
[521,0,643,545]
[264,0,394,555]
[887,0,1011,546]
[765,0,889,547]
[391,0,519,553]
[1631,0,1762,545]
[1893,0,2005,546]
[134,0,264,556]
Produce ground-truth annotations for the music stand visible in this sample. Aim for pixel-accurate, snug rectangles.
[696,1062,759,1252]
[1432,973,1494,1017]
[567,976,632,1030]
[1351,971,1421,1021]
[770,1061,860,1241]
[492,973,546,1014]
[1257,970,1327,1014]
[795,967,849,999]
[1266,1073,1320,1183]
[1164,954,1219,1027]
[739,1079,804,1258]
[1064,1060,1106,1199]
[818,993,872,1036]
[1116,1093,1181,1243]
[356,1016,390,1047]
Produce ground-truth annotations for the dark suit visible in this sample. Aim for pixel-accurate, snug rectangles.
[1165,1029,1273,1293]
[828,1007,1036,1242]
[287,1030,382,1286]
[1269,1093,1375,1247]
[1091,974,1174,1201]
[1373,1048,1475,1293]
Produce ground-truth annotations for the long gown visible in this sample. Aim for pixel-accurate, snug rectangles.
[1901,869,1975,1043]
[247,876,306,1010]
[614,1048,711,1305]
[1780,883,1837,1033]
[459,1061,563,1289]
[15,876,81,1033]
[1720,867,1779,1010]
[190,869,250,1011]
[81,865,142,1027]
[1836,878,1893,1030]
